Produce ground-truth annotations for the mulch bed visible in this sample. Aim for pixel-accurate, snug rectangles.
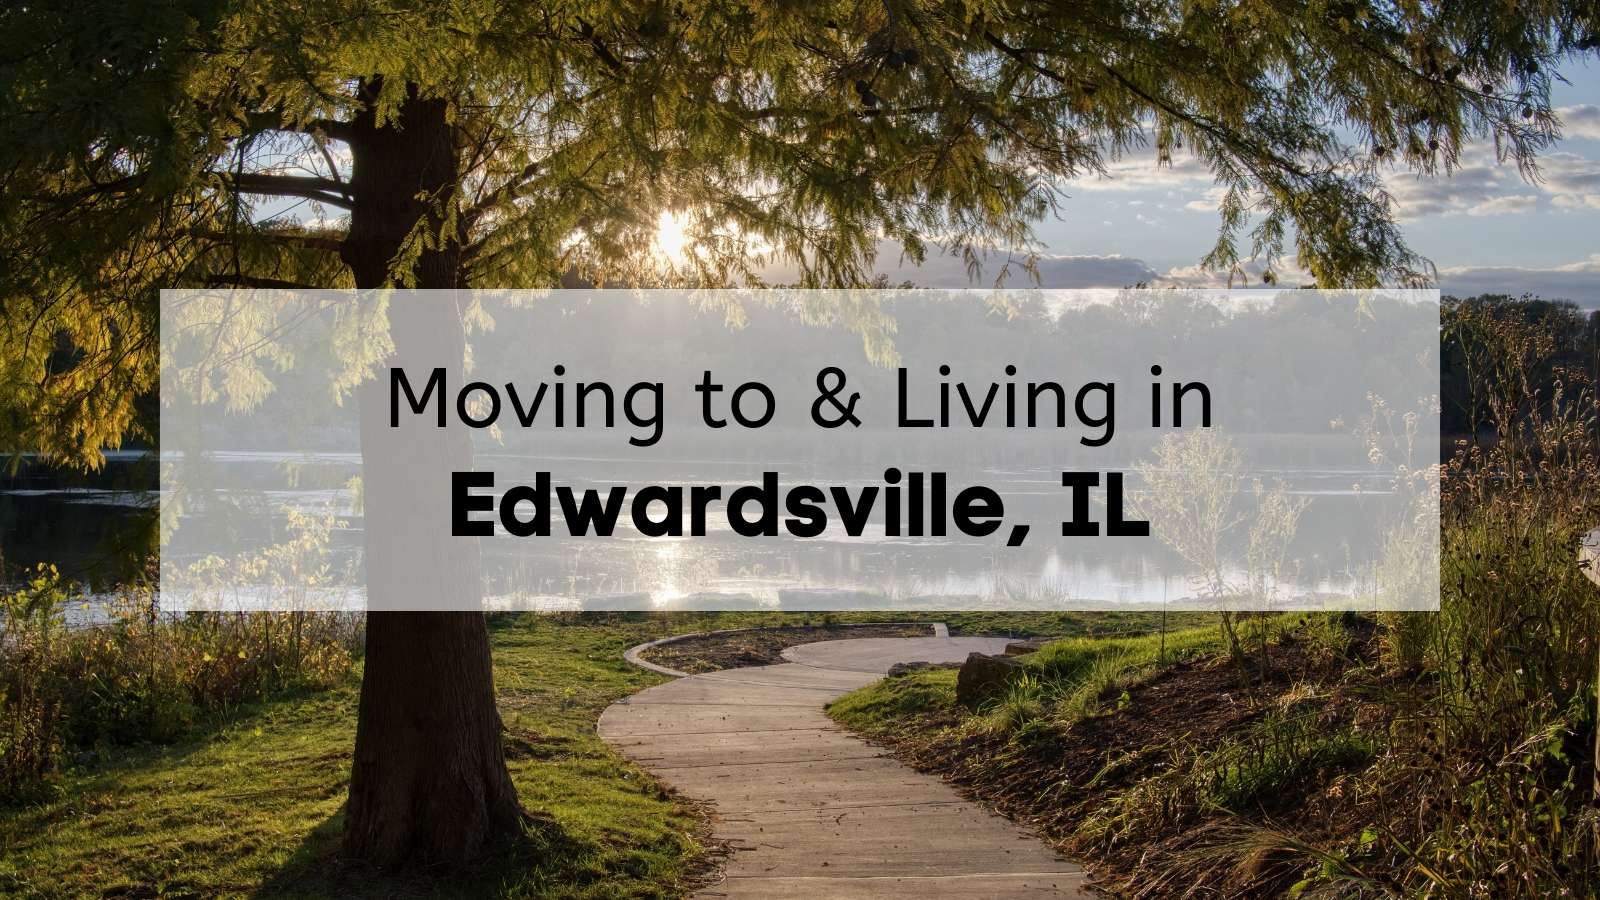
[638,623,934,673]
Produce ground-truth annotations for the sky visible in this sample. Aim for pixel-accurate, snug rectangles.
[257,61,1600,304]
[882,59,1600,305]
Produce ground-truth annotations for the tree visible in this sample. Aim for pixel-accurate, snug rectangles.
[2,0,1596,868]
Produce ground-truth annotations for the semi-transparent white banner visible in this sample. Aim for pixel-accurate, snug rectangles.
[159,288,1440,612]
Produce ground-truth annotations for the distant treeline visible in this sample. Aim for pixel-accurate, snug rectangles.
[1441,293,1600,439]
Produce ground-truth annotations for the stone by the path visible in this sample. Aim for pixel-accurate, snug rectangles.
[599,635,1089,899]
[1004,638,1050,656]
[956,651,1027,707]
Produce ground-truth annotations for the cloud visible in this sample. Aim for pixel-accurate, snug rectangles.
[1065,129,1600,218]
[1066,146,1214,193]
[1438,255,1600,306]
[1538,150,1600,210]
[1156,253,1600,308]
[1383,151,1509,219]
[760,241,1160,288]
[873,247,1160,288]
[1553,194,1600,211]
[764,240,1600,309]
[1465,194,1539,216]
[1377,143,1600,219]
[1183,186,1228,212]
[1158,258,1313,289]
[1558,104,1600,141]
[1030,254,1160,287]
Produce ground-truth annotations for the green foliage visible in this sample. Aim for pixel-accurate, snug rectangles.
[986,672,1047,735]
[1132,428,1314,671]
[1191,713,1374,813]
[4,0,1597,464]
[1074,709,1375,867]
[0,566,72,800]
[1275,293,1600,894]
[1028,625,1218,684]
[0,566,360,804]
[829,296,1600,897]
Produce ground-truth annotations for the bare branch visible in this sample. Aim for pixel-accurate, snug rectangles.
[242,109,356,143]
[464,162,541,226]
[222,172,355,209]
[203,274,321,290]
[192,229,345,252]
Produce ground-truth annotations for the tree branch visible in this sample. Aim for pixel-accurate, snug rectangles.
[222,172,355,209]
[984,31,1311,182]
[204,274,321,290]
[192,228,345,252]
[242,109,355,143]
[574,19,625,73]
[464,162,541,225]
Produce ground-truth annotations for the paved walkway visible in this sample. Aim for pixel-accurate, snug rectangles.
[598,635,1090,898]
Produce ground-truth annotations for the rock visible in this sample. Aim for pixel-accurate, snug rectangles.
[955,652,1025,707]
[1003,638,1049,656]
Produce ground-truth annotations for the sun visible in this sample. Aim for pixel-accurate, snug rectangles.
[654,209,690,264]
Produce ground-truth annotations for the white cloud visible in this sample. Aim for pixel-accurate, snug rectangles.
[1558,104,1600,141]
[762,241,1160,288]
[1383,150,1507,220]
[1066,126,1600,219]
[1157,258,1313,289]
[1553,194,1600,211]
[1378,144,1600,219]
[1067,147,1214,193]
[1466,195,1539,216]
[1153,254,1600,308]
[1183,186,1227,212]
[1438,254,1600,306]
[1537,151,1600,211]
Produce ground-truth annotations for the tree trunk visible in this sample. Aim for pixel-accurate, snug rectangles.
[339,81,525,868]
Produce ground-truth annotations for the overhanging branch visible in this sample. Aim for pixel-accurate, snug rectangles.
[222,172,355,209]
[464,162,541,226]
[241,109,356,144]
[192,228,345,252]
[204,274,321,290]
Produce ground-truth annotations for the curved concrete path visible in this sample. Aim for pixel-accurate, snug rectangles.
[599,636,1090,898]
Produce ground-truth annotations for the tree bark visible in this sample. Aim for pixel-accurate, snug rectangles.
[338,81,525,867]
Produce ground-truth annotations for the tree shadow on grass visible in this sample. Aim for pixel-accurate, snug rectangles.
[254,806,594,899]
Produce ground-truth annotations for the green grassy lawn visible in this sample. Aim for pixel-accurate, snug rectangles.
[0,614,727,899]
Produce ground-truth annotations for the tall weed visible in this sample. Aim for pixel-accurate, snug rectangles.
[1,565,361,803]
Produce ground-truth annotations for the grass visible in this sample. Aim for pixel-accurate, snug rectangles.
[826,616,1407,895]
[939,610,1212,639]
[0,614,719,899]
[0,608,1159,897]
[830,622,1222,737]
[832,602,1600,896]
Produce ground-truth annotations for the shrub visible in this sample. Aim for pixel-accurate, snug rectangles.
[1344,296,1600,894]
[0,565,361,803]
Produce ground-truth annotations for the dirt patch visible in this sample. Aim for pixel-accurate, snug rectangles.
[639,623,934,673]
